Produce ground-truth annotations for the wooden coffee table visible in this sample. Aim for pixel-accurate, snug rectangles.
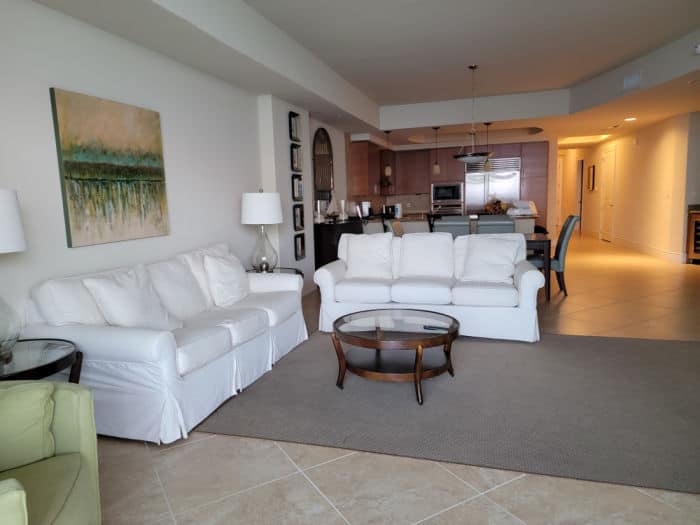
[332,309,459,405]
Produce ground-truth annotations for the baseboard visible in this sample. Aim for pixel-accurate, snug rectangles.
[612,236,684,263]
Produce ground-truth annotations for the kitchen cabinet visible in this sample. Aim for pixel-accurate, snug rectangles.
[395,149,430,194]
[348,141,381,199]
[491,142,522,158]
[520,141,549,227]
[432,147,466,183]
[380,149,396,195]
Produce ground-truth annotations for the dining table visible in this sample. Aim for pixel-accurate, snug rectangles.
[524,233,552,301]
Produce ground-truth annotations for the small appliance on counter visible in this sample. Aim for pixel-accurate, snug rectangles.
[394,203,402,218]
[382,204,396,218]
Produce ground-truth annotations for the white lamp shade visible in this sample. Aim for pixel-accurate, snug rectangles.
[0,189,26,254]
[241,192,283,225]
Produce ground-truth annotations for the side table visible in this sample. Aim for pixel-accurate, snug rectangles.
[0,339,82,383]
[246,267,304,279]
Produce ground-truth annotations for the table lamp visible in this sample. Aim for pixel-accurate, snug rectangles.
[241,191,283,272]
[0,188,27,364]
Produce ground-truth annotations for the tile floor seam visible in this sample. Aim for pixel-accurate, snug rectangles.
[153,464,177,525]
[479,473,528,497]
[170,471,301,520]
[409,493,484,525]
[587,310,680,337]
[434,462,482,494]
[483,493,529,525]
[300,450,359,472]
[274,442,352,525]
[633,487,685,513]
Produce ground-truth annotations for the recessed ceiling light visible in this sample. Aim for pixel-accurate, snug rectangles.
[623,117,637,122]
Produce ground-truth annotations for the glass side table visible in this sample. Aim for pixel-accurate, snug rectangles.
[246,267,304,278]
[0,339,82,383]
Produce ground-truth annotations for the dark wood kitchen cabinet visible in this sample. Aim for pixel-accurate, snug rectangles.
[520,141,549,227]
[349,141,380,199]
[432,147,466,183]
[380,149,396,195]
[395,149,430,194]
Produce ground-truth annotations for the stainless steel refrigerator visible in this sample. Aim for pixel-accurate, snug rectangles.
[464,157,521,212]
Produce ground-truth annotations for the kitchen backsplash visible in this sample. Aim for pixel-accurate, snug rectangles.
[385,193,430,214]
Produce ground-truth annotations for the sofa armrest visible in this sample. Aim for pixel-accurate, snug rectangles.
[248,272,303,294]
[514,260,545,309]
[0,478,28,525]
[313,259,347,304]
[20,324,177,365]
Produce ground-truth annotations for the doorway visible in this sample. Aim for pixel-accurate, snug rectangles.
[599,147,616,242]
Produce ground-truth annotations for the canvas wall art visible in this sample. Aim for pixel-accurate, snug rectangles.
[50,88,169,247]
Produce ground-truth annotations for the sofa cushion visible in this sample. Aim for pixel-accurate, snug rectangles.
[147,259,208,320]
[451,282,519,307]
[172,325,233,376]
[0,453,80,525]
[0,382,55,471]
[83,266,182,331]
[31,278,105,326]
[461,236,520,284]
[391,277,453,304]
[230,291,299,326]
[454,234,527,280]
[184,308,268,347]
[335,279,392,304]
[177,243,230,309]
[204,254,250,307]
[343,233,393,279]
[398,232,454,278]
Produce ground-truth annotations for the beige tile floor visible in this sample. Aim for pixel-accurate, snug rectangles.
[99,236,700,524]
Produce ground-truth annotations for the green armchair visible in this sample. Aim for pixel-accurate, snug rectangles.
[0,381,101,525]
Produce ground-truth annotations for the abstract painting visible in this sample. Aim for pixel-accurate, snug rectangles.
[50,88,169,247]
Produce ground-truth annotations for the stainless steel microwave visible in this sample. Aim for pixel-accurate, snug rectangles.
[430,182,464,215]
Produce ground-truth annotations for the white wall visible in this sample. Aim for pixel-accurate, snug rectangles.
[309,118,348,203]
[0,0,261,312]
[257,95,316,292]
[581,114,692,261]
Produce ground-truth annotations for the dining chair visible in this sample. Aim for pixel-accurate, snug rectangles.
[527,215,579,296]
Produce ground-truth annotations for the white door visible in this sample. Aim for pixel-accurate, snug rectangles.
[599,148,616,242]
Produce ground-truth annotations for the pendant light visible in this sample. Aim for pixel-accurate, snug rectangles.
[384,130,393,178]
[432,126,441,176]
[454,65,493,164]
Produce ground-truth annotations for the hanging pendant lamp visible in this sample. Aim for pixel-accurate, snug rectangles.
[454,65,493,164]
[432,126,441,176]
[384,130,393,177]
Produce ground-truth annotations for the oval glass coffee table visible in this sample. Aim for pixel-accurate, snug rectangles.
[0,339,82,383]
[332,309,459,405]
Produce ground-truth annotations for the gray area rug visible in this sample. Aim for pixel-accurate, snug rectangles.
[197,332,700,493]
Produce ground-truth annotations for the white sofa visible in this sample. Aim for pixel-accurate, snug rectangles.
[314,232,544,342]
[21,243,307,444]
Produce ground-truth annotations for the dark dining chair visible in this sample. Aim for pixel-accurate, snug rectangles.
[527,215,579,296]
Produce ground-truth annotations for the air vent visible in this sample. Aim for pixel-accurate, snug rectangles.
[466,157,521,173]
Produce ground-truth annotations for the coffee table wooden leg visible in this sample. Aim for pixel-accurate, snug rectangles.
[331,334,346,389]
[414,344,424,405]
[444,339,454,377]
[69,351,83,384]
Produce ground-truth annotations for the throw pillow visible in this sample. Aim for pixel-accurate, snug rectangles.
[204,254,250,307]
[398,232,454,278]
[177,243,230,309]
[461,236,520,283]
[0,382,55,471]
[147,259,208,320]
[31,279,106,326]
[83,266,182,330]
[344,233,393,279]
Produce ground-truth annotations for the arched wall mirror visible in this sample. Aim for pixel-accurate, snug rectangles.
[313,128,333,202]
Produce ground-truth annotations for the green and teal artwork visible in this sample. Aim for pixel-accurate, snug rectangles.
[50,88,170,247]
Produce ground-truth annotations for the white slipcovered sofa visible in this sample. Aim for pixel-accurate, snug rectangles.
[21,243,307,444]
[314,232,544,342]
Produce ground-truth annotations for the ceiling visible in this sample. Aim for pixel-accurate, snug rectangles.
[246,0,700,105]
[386,71,700,146]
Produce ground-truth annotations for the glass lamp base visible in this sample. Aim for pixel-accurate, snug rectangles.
[0,297,19,365]
[251,225,279,272]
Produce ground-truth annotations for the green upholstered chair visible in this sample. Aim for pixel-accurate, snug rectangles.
[527,215,580,296]
[0,381,101,525]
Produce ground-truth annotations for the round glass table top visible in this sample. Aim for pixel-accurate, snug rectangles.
[0,339,75,379]
[334,309,459,344]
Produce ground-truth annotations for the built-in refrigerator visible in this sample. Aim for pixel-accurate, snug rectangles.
[464,157,521,212]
